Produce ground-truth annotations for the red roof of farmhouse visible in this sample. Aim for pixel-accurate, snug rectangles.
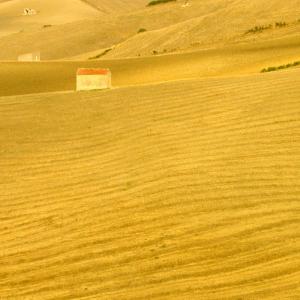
[77,68,110,75]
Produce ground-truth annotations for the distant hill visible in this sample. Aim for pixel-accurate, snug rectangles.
[1,0,300,60]
[0,18,133,60]
[0,0,148,38]
[104,0,300,58]
[0,0,100,37]
[82,0,149,14]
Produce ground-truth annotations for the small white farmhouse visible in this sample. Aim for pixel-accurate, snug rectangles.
[18,52,41,62]
[76,68,112,91]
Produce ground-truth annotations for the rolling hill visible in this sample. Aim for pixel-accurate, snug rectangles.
[1,0,300,60]
[0,0,149,39]
[82,0,149,14]
[105,0,300,58]
[1,34,300,97]
[0,0,100,37]
[0,18,129,60]
[1,68,300,299]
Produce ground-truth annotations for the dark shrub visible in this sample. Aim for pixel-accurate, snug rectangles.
[245,24,272,34]
[89,48,112,60]
[138,28,147,33]
[275,22,288,28]
[147,0,176,6]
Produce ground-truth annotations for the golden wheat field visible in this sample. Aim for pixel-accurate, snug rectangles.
[1,68,300,299]
[1,0,300,299]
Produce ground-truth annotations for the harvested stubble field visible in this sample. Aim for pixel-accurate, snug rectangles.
[1,0,300,298]
[1,68,300,299]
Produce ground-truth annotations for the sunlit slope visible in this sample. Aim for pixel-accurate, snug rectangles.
[0,0,100,37]
[2,0,300,60]
[1,70,300,299]
[106,0,300,58]
[0,17,137,61]
[82,0,149,14]
[1,35,300,97]
[0,0,233,58]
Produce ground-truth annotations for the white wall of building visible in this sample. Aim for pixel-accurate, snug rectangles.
[76,70,112,91]
[18,52,40,62]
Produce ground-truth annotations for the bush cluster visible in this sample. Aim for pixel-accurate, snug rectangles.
[245,24,272,34]
[261,61,300,73]
[138,28,147,33]
[147,0,176,6]
[245,21,290,34]
[151,49,169,55]
[275,22,288,28]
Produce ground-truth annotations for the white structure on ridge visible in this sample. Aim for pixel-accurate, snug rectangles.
[182,0,190,7]
[18,52,41,62]
[76,68,112,91]
[23,8,37,15]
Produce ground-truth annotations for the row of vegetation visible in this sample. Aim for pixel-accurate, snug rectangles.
[245,24,273,34]
[275,21,288,27]
[89,48,112,60]
[147,0,176,6]
[245,21,288,34]
[152,49,170,55]
[261,61,300,73]
[135,48,177,57]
